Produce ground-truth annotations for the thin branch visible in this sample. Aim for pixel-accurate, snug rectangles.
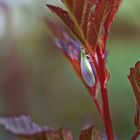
[131,130,140,140]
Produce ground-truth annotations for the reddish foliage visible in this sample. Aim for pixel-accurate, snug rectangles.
[61,0,74,11]
[81,0,95,37]
[128,61,140,139]
[47,1,122,139]
[73,0,85,24]
[47,0,122,58]
[0,116,102,140]
[80,125,103,140]
[47,5,81,41]
[104,0,123,44]
[128,61,140,112]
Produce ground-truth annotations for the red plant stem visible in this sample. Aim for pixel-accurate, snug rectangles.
[92,94,103,117]
[96,46,115,140]
[101,86,114,140]
[72,43,113,138]
[131,130,140,140]
[91,59,104,119]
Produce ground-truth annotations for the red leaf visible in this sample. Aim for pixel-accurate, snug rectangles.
[86,0,111,52]
[0,115,74,140]
[61,0,74,11]
[73,0,85,24]
[81,0,96,37]
[44,18,65,39]
[104,0,122,36]
[128,61,140,129]
[46,128,74,140]
[62,0,85,24]
[47,4,83,43]
[47,0,122,55]
[80,125,103,140]
[135,106,140,130]
[128,61,140,109]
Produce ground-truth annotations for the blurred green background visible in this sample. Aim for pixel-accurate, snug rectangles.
[0,0,140,139]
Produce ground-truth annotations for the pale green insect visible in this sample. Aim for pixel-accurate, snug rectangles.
[81,47,95,87]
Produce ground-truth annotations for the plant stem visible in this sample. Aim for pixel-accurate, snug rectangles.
[92,95,103,117]
[96,46,115,140]
[101,85,115,140]
[85,44,114,139]
[132,130,140,140]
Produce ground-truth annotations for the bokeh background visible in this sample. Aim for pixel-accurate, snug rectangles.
[0,0,140,139]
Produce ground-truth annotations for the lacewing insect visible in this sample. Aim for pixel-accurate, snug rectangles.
[81,47,95,87]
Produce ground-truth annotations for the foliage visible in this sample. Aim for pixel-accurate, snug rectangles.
[0,115,102,140]
[128,61,140,139]
[4,0,140,140]
[46,0,122,140]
